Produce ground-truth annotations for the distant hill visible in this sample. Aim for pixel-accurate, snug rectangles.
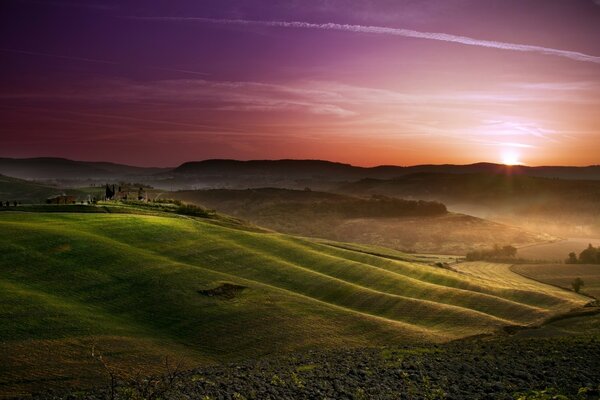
[169,188,549,254]
[339,172,600,201]
[0,157,169,181]
[171,159,600,185]
[338,173,600,237]
[2,157,599,190]
[0,174,85,203]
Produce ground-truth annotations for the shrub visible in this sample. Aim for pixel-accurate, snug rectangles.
[571,277,584,293]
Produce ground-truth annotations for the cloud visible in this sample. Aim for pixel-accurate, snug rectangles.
[127,16,600,65]
[505,81,595,91]
[0,78,358,118]
[0,48,208,76]
[13,0,118,11]
[0,48,117,65]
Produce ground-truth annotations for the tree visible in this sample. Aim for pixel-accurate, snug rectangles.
[579,244,598,264]
[566,252,578,264]
[571,277,584,293]
[502,245,517,258]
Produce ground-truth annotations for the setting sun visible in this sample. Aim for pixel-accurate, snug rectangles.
[501,151,521,165]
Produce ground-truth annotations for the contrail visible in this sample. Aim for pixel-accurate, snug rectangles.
[128,17,600,65]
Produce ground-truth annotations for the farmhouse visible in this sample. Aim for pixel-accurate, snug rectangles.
[46,194,76,204]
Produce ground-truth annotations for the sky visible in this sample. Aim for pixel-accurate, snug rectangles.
[1,0,599,167]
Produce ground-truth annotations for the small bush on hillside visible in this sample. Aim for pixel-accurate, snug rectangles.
[155,198,183,206]
[571,277,585,293]
[176,204,213,218]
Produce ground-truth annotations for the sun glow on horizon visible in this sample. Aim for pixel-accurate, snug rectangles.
[501,151,521,166]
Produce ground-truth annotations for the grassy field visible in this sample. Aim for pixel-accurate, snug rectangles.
[0,206,591,397]
[511,264,600,299]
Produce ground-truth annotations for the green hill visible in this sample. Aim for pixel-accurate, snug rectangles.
[0,205,589,396]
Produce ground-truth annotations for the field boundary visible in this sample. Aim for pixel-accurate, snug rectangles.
[509,264,598,301]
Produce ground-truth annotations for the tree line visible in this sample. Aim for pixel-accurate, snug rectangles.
[288,195,447,218]
[465,245,518,262]
[566,244,600,264]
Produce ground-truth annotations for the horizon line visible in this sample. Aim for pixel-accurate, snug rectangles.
[1,155,598,170]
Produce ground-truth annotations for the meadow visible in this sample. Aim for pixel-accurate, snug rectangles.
[511,263,600,299]
[0,205,591,397]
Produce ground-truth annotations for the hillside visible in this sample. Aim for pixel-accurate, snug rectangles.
[0,174,85,204]
[0,205,589,396]
[0,158,167,182]
[3,157,599,193]
[168,188,549,255]
[171,159,600,183]
[339,173,600,237]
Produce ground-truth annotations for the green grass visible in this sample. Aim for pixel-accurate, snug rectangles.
[0,206,591,396]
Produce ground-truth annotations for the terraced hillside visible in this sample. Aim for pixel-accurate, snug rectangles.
[0,207,590,397]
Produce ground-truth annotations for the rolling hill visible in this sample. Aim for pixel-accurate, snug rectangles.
[171,160,600,183]
[0,174,85,204]
[2,158,599,192]
[0,204,589,396]
[168,188,550,255]
[339,172,600,237]
[0,158,168,182]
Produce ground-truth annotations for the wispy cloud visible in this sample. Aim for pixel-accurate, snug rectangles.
[13,0,117,11]
[505,81,596,91]
[0,78,357,117]
[0,48,208,76]
[2,77,594,119]
[0,48,117,65]
[127,16,600,65]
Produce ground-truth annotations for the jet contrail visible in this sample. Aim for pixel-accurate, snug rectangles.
[128,17,600,65]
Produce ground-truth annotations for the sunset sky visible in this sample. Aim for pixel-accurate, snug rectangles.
[1,0,599,167]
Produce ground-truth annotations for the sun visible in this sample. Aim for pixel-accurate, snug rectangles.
[501,151,520,166]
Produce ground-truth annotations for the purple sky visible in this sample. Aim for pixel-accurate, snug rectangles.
[1,0,599,166]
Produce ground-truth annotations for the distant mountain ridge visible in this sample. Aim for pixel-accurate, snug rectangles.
[1,157,599,182]
[173,159,600,181]
[0,157,169,180]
